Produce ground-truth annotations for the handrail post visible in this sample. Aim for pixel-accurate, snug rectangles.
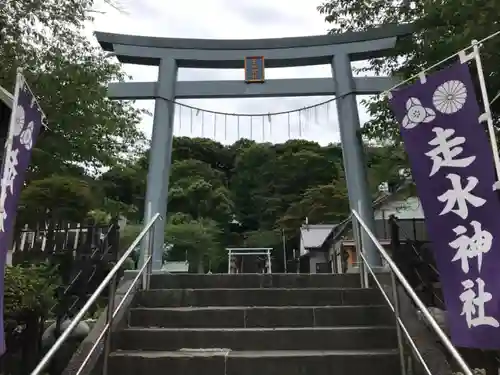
[141,231,149,290]
[391,271,407,375]
[102,272,117,375]
[389,215,401,253]
[355,218,363,287]
[355,218,368,288]
[145,222,156,290]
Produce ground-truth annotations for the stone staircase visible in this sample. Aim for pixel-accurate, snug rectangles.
[108,273,400,375]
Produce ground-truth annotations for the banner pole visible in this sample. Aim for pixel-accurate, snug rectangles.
[0,72,22,229]
[471,39,500,190]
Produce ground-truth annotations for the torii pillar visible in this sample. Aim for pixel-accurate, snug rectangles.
[95,24,412,271]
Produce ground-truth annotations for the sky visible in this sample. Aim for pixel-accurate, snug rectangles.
[85,0,375,146]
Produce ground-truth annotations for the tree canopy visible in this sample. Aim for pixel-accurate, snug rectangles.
[1,0,145,179]
[318,0,500,146]
[91,136,399,272]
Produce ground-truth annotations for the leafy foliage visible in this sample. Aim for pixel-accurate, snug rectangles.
[169,179,233,225]
[0,0,149,329]
[4,264,57,318]
[119,224,143,251]
[102,136,400,273]
[243,230,282,251]
[1,0,145,178]
[18,175,95,223]
[165,218,224,273]
[279,182,350,237]
[99,165,146,219]
[317,0,500,146]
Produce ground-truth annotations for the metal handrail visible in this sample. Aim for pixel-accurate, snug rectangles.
[390,216,439,274]
[73,252,155,375]
[30,213,163,375]
[390,216,444,308]
[351,209,473,375]
[50,222,117,318]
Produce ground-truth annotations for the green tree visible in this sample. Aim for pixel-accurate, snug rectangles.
[18,175,95,223]
[4,263,57,318]
[168,179,233,225]
[263,149,339,229]
[168,212,194,225]
[366,146,408,192]
[1,0,145,178]
[167,157,233,226]
[99,136,400,255]
[99,165,146,219]
[243,229,281,249]
[165,218,223,273]
[318,0,500,144]
[170,159,226,189]
[230,143,277,230]
[270,149,338,200]
[228,138,257,159]
[136,137,234,181]
[273,139,325,155]
[279,181,350,236]
[231,141,341,231]
[119,224,143,250]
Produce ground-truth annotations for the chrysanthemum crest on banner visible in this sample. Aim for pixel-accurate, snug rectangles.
[433,80,468,115]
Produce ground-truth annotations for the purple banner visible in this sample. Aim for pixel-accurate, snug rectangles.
[390,61,500,349]
[0,74,45,355]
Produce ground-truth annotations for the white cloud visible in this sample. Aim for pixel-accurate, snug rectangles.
[86,0,375,146]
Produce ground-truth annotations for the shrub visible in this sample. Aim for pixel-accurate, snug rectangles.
[4,263,57,319]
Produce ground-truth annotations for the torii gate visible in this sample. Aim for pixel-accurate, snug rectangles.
[95,24,412,271]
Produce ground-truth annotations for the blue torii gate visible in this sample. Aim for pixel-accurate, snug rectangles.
[95,24,412,271]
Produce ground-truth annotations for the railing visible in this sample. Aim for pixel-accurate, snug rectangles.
[29,213,163,375]
[51,221,119,334]
[389,215,444,309]
[351,209,473,375]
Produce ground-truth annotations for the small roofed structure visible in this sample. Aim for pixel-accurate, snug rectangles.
[299,224,339,274]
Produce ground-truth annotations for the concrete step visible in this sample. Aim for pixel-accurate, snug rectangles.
[108,349,400,375]
[129,305,394,328]
[112,326,397,351]
[149,273,361,289]
[134,288,384,308]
